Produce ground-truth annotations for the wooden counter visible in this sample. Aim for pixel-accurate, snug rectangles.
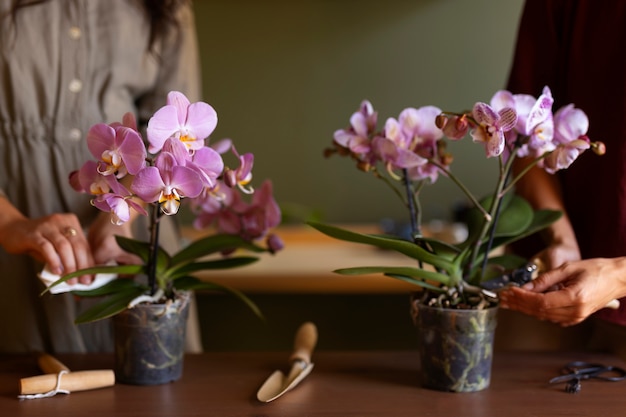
[2,351,625,416]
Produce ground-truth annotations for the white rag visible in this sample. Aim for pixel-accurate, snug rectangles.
[38,265,117,294]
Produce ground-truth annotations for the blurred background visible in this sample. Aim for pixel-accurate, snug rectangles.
[193,0,525,225]
[189,0,566,352]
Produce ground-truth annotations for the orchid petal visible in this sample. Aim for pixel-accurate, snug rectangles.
[131,167,166,203]
[186,101,218,141]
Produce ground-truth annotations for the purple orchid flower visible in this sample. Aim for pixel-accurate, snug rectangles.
[92,175,147,225]
[471,101,518,157]
[69,160,109,195]
[333,100,378,156]
[541,104,590,173]
[86,117,147,178]
[132,152,204,215]
[511,87,555,157]
[193,180,281,242]
[146,91,218,154]
[223,145,255,193]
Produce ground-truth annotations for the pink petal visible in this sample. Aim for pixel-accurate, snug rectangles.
[87,123,116,160]
[147,105,179,153]
[171,166,203,198]
[131,167,166,202]
[117,128,147,174]
[167,91,191,126]
[185,102,218,141]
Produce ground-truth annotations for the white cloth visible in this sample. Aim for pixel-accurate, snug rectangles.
[38,265,117,295]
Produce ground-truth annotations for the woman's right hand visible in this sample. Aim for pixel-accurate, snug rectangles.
[0,212,95,284]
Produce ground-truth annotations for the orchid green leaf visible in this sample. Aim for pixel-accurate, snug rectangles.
[173,276,263,320]
[307,221,456,274]
[168,257,259,279]
[464,193,533,248]
[385,273,447,293]
[333,266,453,286]
[171,234,266,266]
[69,278,147,297]
[74,286,147,324]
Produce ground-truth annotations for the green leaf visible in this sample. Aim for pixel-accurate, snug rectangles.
[464,194,533,247]
[173,276,264,320]
[74,287,147,324]
[41,264,145,295]
[385,273,447,293]
[171,234,266,267]
[70,278,147,297]
[167,257,259,279]
[115,236,171,274]
[115,236,151,263]
[307,221,456,274]
[484,208,562,252]
[334,266,453,286]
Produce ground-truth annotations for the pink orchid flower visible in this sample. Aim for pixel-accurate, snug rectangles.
[92,176,147,225]
[471,102,518,157]
[147,91,218,154]
[132,152,204,215]
[223,146,255,193]
[69,160,109,195]
[86,119,147,178]
[512,87,555,156]
[541,104,590,173]
[333,100,378,155]
[193,180,281,242]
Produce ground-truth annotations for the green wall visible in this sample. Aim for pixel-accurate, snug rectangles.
[193,0,525,225]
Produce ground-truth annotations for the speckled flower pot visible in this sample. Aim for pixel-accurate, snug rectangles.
[411,299,498,393]
[113,291,190,385]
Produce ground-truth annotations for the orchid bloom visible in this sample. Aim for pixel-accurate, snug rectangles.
[373,117,428,178]
[333,100,377,156]
[470,101,518,157]
[92,176,147,225]
[194,180,281,241]
[147,91,218,154]
[69,160,109,195]
[541,104,590,173]
[86,118,147,178]
[223,146,255,194]
[132,152,203,215]
[511,87,555,157]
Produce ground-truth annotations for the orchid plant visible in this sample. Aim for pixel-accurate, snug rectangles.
[46,91,282,323]
[309,86,604,308]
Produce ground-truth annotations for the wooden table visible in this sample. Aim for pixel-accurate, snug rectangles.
[1,351,624,416]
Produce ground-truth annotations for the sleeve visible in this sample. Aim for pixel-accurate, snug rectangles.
[136,3,203,126]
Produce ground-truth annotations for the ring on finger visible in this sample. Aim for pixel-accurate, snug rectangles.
[63,227,78,238]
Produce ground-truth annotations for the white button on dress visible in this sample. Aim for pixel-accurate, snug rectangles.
[68,26,81,40]
[68,79,82,93]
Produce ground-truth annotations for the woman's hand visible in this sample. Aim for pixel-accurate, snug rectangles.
[500,257,626,326]
[88,212,142,267]
[0,212,94,284]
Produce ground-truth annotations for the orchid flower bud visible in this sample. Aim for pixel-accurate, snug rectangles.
[591,140,606,155]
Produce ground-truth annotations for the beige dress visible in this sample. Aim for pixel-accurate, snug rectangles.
[0,0,202,353]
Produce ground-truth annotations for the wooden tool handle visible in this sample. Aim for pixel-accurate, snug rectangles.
[289,322,318,364]
[37,353,70,374]
[20,370,115,395]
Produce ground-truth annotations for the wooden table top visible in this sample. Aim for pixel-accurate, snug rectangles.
[2,350,625,416]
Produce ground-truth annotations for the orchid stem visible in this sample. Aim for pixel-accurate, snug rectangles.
[148,204,161,296]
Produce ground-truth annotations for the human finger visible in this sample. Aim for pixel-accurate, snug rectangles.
[47,226,94,285]
[500,286,586,325]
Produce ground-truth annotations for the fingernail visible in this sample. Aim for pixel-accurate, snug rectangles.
[522,282,534,290]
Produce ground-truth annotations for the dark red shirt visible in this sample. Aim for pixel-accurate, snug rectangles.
[507,0,626,324]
